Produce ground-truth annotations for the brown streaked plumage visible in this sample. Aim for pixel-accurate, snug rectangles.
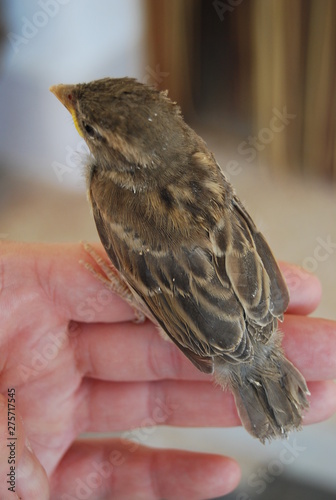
[50,77,309,442]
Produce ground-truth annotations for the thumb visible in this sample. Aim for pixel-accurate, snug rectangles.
[0,391,49,499]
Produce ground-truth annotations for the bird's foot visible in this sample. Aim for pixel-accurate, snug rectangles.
[80,242,146,323]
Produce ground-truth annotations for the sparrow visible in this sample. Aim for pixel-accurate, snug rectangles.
[50,77,309,442]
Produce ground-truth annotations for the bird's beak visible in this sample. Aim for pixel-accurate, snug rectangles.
[49,84,76,111]
[49,84,83,137]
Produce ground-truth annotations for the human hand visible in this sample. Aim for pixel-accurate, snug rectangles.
[0,242,335,500]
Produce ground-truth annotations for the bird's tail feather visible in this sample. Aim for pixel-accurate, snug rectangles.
[215,344,310,443]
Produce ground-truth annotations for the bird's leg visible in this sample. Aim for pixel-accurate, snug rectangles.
[80,242,146,323]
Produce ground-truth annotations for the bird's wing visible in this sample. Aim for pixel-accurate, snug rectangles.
[211,194,289,341]
[90,176,289,375]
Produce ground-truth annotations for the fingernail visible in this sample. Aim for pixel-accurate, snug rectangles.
[25,437,33,453]
[17,446,34,480]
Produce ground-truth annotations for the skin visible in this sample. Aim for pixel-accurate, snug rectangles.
[0,241,336,499]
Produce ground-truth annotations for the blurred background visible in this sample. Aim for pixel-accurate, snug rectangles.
[0,0,335,498]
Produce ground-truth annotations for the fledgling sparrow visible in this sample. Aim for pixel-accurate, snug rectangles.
[50,77,309,442]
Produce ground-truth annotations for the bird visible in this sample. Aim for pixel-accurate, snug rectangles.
[50,77,309,442]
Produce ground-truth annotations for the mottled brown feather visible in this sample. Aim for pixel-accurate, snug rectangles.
[51,77,309,442]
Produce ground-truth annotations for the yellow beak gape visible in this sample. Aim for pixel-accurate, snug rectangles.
[50,84,83,137]
[70,109,83,138]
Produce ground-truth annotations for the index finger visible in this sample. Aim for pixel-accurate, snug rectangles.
[279,261,322,315]
[37,241,136,323]
[61,250,320,321]
[23,242,320,322]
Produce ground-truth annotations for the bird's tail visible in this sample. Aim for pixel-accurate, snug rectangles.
[215,341,310,443]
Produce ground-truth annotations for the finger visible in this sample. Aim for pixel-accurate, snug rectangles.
[0,393,24,499]
[0,393,49,499]
[75,320,207,382]
[6,242,321,322]
[305,381,336,425]
[279,262,322,315]
[4,241,135,324]
[16,443,50,500]
[75,315,336,382]
[282,315,336,380]
[50,439,240,500]
[75,378,336,433]
[52,251,321,320]
[8,242,321,323]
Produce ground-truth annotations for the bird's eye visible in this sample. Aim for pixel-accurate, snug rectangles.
[82,122,96,138]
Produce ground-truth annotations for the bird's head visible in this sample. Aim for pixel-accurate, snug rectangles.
[50,77,188,175]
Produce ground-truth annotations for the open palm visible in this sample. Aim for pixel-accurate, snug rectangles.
[0,241,336,500]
